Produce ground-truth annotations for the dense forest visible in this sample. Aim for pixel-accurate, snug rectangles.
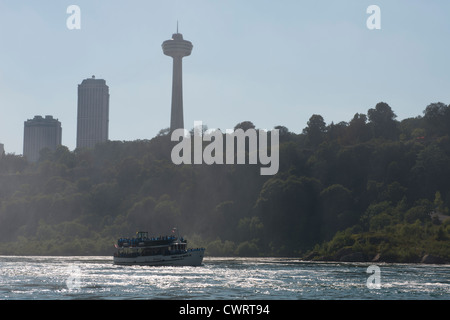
[0,101,449,263]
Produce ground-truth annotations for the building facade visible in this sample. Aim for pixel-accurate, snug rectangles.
[76,76,109,149]
[23,115,62,162]
[0,143,4,158]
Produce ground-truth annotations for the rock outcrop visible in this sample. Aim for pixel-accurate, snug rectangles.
[421,254,446,264]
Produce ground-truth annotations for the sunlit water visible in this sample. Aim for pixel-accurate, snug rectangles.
[0,256,449,300]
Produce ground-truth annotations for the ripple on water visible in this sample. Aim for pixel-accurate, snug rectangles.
[0,256,449,300]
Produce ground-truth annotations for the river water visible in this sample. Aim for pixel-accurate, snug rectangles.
[0,256,449,300]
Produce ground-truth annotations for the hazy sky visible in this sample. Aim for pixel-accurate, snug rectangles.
[1,1,450,154]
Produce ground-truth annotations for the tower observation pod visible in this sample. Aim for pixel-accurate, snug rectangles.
[162,27,193,132]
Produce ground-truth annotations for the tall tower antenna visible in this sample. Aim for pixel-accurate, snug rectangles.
[162,27,193,132]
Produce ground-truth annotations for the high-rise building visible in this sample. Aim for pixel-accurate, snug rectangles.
[76,76,109,149]
[162,27,193,132]
[23,115,62,162]
[0,143,4,158]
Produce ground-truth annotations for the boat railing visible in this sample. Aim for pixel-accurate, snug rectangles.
[187,248,205,252]
[117,235,180,248]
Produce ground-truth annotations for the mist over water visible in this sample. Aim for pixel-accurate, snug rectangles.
[0,256,449,300]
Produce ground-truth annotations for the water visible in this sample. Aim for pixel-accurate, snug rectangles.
[0,256,449,300]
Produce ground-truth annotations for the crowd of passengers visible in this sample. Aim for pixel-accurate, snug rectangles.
[117,235,180,247]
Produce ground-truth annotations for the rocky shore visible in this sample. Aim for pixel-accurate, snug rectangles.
[303,248,449,264]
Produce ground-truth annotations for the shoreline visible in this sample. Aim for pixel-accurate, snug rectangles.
[1,253,449,265]
[301,251,449,265]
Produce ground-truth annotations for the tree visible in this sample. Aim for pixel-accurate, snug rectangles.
[423,102,450,136]
[157,128,170,136]
[89,182,121,216]
[303,114,326,146]
[434,191,448,214]
[347,113,370,143]
[254,175,322,253]
[368,102,398,139]
[274,125,292,142]
[326,121,348,144]
[412,144,450,198]
[319,184,356,239]
[234,121,255,131]
[0,154,28,174]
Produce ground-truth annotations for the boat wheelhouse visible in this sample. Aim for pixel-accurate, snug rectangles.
[113,231,205,266]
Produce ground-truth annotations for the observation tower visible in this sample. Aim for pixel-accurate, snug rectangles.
[162,25,193,132]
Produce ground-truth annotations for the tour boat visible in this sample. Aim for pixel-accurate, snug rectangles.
[113,230,205,266]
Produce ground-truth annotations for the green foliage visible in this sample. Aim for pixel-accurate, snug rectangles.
[367,102,398,139]
[205,238,236,256]
[303,114,327,146]
[0,103,450,261]
[235,240,260,257]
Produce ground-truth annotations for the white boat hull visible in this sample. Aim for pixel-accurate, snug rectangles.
[113,249,205,266]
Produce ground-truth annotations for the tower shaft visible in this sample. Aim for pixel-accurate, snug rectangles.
[170,57,184,131]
